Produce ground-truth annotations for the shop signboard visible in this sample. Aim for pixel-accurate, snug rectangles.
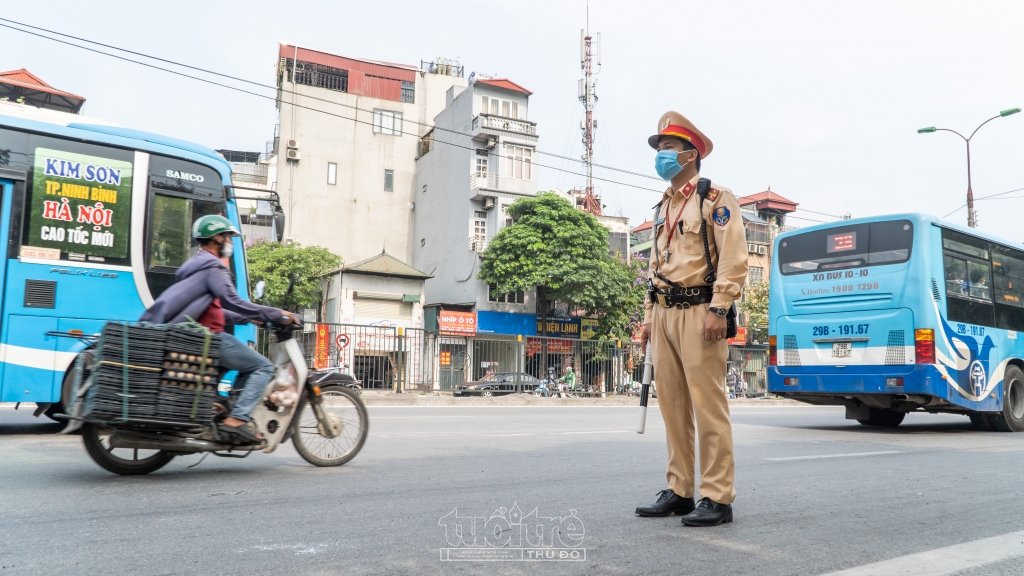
[581,319,599,340]
[526,338,574,355]
[727,326,748,346]
[439,310,476,335]
[536,316,581,339]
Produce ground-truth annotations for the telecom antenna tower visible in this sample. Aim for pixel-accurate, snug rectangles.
[578,19,601,215]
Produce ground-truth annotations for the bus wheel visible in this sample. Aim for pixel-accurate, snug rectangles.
[992,366,1024,432]
[857,408,905,428]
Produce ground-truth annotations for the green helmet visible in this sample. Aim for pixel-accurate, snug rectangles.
[192,214,239,240]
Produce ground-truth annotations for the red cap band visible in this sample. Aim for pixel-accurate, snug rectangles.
[660,125,706,158]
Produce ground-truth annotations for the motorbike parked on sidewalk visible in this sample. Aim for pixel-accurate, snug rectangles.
[60,276,369,475]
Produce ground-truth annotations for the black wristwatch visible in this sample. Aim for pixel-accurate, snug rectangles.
[709,307,728,318]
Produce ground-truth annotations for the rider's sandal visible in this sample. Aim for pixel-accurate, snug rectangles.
[218,421,263,444]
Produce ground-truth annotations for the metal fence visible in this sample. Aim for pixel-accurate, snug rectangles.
[257,323,767,396]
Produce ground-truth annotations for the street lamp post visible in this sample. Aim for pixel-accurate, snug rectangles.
[919,108,1020,228]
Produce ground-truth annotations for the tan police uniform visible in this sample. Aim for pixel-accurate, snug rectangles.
[643,111,748,505]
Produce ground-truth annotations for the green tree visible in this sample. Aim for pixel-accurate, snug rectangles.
[245,238,342,310]
[478,192,632,339]
[738,281,769,342]
[595,254,649,340]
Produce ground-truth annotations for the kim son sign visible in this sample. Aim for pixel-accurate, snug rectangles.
[439,311,477,336]
[27,148,132,261]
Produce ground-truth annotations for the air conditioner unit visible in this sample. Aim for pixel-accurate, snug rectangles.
[286,148,301,161]
[483,197,495,210]
[287,139,299,149]
[282,237,297,245]
[747,243,757,254]
[757,245,768,255]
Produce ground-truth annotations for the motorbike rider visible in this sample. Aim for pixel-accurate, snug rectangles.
[140,215,300,443]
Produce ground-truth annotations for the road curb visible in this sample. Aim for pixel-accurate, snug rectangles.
[357,393,810,407]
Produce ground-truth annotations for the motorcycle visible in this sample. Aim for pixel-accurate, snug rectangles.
[59,275,369,475]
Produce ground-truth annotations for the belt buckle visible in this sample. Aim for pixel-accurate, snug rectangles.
[657,293,669,308]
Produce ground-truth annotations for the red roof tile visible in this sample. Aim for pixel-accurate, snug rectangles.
[632,220,653,232]
[475,78,533,95]
[737,188,798,213]
[0,68,84,100]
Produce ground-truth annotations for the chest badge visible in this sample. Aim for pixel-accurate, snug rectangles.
[713,206,730,226]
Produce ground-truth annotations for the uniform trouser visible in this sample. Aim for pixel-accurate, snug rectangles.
[652,302,736,504]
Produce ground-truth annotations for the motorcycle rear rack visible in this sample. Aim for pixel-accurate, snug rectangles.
[54,413,209,433]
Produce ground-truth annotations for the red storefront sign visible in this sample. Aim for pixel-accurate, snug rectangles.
[727,326,748,346]
[439,310,476,335]
[526,338,574,355]
[313,324,330,369]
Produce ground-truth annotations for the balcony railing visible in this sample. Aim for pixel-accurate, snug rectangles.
[469,234,493,253]
[470,171,500,190]
[744,222,770,244]
[230,162,269,185]
[474,114,536,136]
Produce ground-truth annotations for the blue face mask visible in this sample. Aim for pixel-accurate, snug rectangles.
[655,149,686,180]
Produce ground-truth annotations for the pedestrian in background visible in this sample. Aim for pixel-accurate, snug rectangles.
[634,111,748,527]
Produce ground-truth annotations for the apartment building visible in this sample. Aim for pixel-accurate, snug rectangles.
[413,76,540,335]
[274,44,466,266]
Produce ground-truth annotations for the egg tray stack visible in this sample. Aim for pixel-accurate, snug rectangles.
[83,323,168,420]
[155,350,221,422]
[150,325,223,422]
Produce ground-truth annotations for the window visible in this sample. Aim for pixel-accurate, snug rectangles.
[502,101,510,117]
[503,206,514,228]
[481,96,489,114]
[327,162,337,185]
[401,80,415,103]
[384,170,394,192]
[511,101,519,119]
[373,110,403,136]
[943,228,995,328]
[473,211,488,237]
[475,150,488,176]
[490,99,499,115]
[749,266,765,284]
[778,220,913,275]
[506,146,533,180]
[488,283,525,304]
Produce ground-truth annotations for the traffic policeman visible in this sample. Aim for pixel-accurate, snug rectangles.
[634,111,748,527]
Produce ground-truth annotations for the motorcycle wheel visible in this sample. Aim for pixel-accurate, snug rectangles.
[81,423,174,475]
[292,385,369,467]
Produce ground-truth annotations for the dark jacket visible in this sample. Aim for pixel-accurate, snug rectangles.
[140,250,280,326]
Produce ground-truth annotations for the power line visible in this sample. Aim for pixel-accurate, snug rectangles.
[0,21,665,194]
[0,17,661,183]
[942,186,1024,218]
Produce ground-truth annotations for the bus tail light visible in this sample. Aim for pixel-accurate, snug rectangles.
[915,329,935,364]
[769,336,777,366]
[784,377,798,386]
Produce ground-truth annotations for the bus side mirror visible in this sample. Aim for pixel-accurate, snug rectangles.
[253,280,266,300]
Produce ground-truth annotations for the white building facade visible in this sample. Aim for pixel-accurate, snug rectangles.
[412,78,541,335]
[274,44,465,266]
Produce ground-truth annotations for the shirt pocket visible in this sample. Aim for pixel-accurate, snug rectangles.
[680,218,704,255]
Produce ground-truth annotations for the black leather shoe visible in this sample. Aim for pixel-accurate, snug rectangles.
[635,490,695,517]
[680,497,733,526]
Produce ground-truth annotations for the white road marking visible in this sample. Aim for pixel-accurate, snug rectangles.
[765,451,902,461]
[820,529,1024,575]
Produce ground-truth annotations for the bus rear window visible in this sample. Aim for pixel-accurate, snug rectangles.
[777,220,913,275]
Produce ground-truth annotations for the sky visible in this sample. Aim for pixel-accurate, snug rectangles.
[5,0,1024,237]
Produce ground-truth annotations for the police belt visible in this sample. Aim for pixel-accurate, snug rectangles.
[649,285,714,309]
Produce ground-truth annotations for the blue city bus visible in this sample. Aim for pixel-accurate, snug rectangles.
[0,103,259,418]
[767,212,1024,431]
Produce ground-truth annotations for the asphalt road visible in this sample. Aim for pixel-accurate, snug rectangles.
[2,404,1024,575]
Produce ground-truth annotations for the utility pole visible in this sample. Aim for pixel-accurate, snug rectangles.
[578,12,601,216]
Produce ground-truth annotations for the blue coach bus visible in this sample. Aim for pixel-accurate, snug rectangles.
[0,103,261,419]
[767,212,1024,432]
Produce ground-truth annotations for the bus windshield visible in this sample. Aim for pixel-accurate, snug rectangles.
[777,219,914,275]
